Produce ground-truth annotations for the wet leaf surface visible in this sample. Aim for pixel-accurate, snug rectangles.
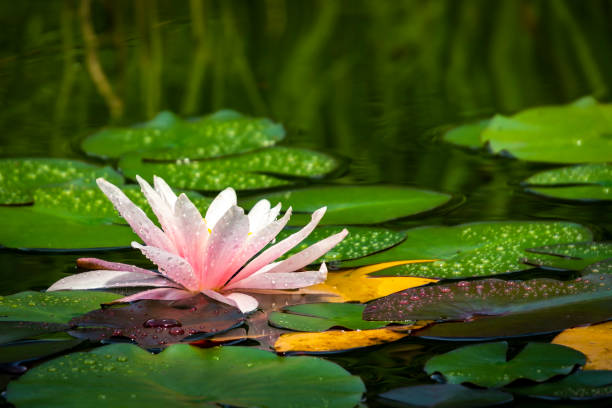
[511,370,612,400]
[524,242,612,271]
[364,273,612,339]
[0,158,123,205]
[552,322,612,370]
[82,110,285,159]
[308,262,437,303]
[274,328,410,353]
[523,164,612,201]
[346,221,591,278]
[119,147,338,191]
[269,303,394,332]
[425,342,585,388]
[277,226,407,263]
[69,294,245,349]
[6,343,365,408]
[379,383,513,408]
[242,185,452,225]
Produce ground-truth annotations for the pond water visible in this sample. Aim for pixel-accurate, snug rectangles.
[1,1,611,407]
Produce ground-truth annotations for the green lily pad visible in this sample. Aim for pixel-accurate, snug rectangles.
[424,342,585,388]
[481,97,612,163]
[269,303,393,332]
[364,273,612,339]
[119,147,338,191]
[243,185,452,225]
[443,119,491,149]
[523,164,612,201]
[524,242,612,271]
[511,370,612,400]
[277,226,406,263]
[344,221,591,278]
[0,158,123,205]
[82,110,285,159]
[0,335,83,364]
[6,343,365,408]
[379,384,513,408]
[0,291,121,323]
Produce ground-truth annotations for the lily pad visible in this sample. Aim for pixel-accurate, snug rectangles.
[523,163,612,201]
[524,242,612,271]
[82,110,285,159]
[243,185,452,225]
[119,147,338,191]
[363,273,612,339]
[424,342,585,388]
[443,119,491,149]
[379,384,513,408]
[345,221,591,278]
[69,294,245,349]
[552,321,612,370]
[481,97,612,163]
[0,291,121,323]
[0,158,123,205]
[511,370,612,400]
[6,343,365,408]
[278,226,406,263]
[269,303,393,332]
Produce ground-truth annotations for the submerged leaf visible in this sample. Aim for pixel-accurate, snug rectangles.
[364,273,612,339]
[346,221,591,278]
[379,384,513,408]
[119,147,338,191]
[425,342,585,388]
[523,164,612,201]
[82,110,285,159]
[0,158,123,205]
[6,343,365,408]
[552,322,612,370]
[69,294,244,349]
[274,328,409,353]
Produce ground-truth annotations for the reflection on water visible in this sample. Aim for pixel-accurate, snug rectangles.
[0,1,611,406]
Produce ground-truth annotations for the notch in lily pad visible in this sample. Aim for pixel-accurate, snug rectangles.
[523,241,612,271]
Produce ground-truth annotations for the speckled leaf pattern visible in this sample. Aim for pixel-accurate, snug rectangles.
[6,344,366,408]
[424,342,585,388]
[119,147,338,191]
[243,185,451,225]
[0,158,123,205]
[511,371,612,400]
[364,273,612,339]
[276,226,406,263]
[523,164,612,201]
[269,303,393,332]
[524,242,612,271]
[82,110,285,159]
[346,221,592,278]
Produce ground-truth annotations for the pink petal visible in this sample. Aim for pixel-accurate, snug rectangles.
[136,175,181,246]
[228,263,327,290]
[132,242,199,290]
[222,208,293,287]
[47,270,178,291]
[200,206,250,288]
[96,178,176,253]
[205,187,237,228]
[76,258,158,276]
[264,229,348,274]
[114,288,193,303]
[153,176,178,208]
[229,207,326,283]
[173,193,209,264]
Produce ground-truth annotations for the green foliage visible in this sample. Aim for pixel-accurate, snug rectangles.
[511,370,612,400]
[523,163,612,201]
[524,241,612,271]
[379,384,513,408]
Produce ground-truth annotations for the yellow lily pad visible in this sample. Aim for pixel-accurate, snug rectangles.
[309,261,438,302]
[552,321,612,370]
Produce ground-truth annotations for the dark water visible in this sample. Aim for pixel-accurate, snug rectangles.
[1,1,612,406]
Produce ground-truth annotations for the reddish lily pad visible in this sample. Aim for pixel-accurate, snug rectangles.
[364,273,612,339]
[69,294,244,349]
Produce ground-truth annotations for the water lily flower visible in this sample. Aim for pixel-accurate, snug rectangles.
[48,176,348,312]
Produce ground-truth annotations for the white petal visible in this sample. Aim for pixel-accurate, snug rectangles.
[136,175,179,243]
[76,257,159,276]
[267,202,282,224]
[228,263,327,290]
[230,207,326,282]
[200,205,250,288]
[225,292,259,313]
[47,270,177,291]
[265,229,348,274]
[205,187,237,229]
[96,178,176,253]
[248,199,271,233]
[153,175,178,208]
[115,288,193,303]
[132,242,198,290]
